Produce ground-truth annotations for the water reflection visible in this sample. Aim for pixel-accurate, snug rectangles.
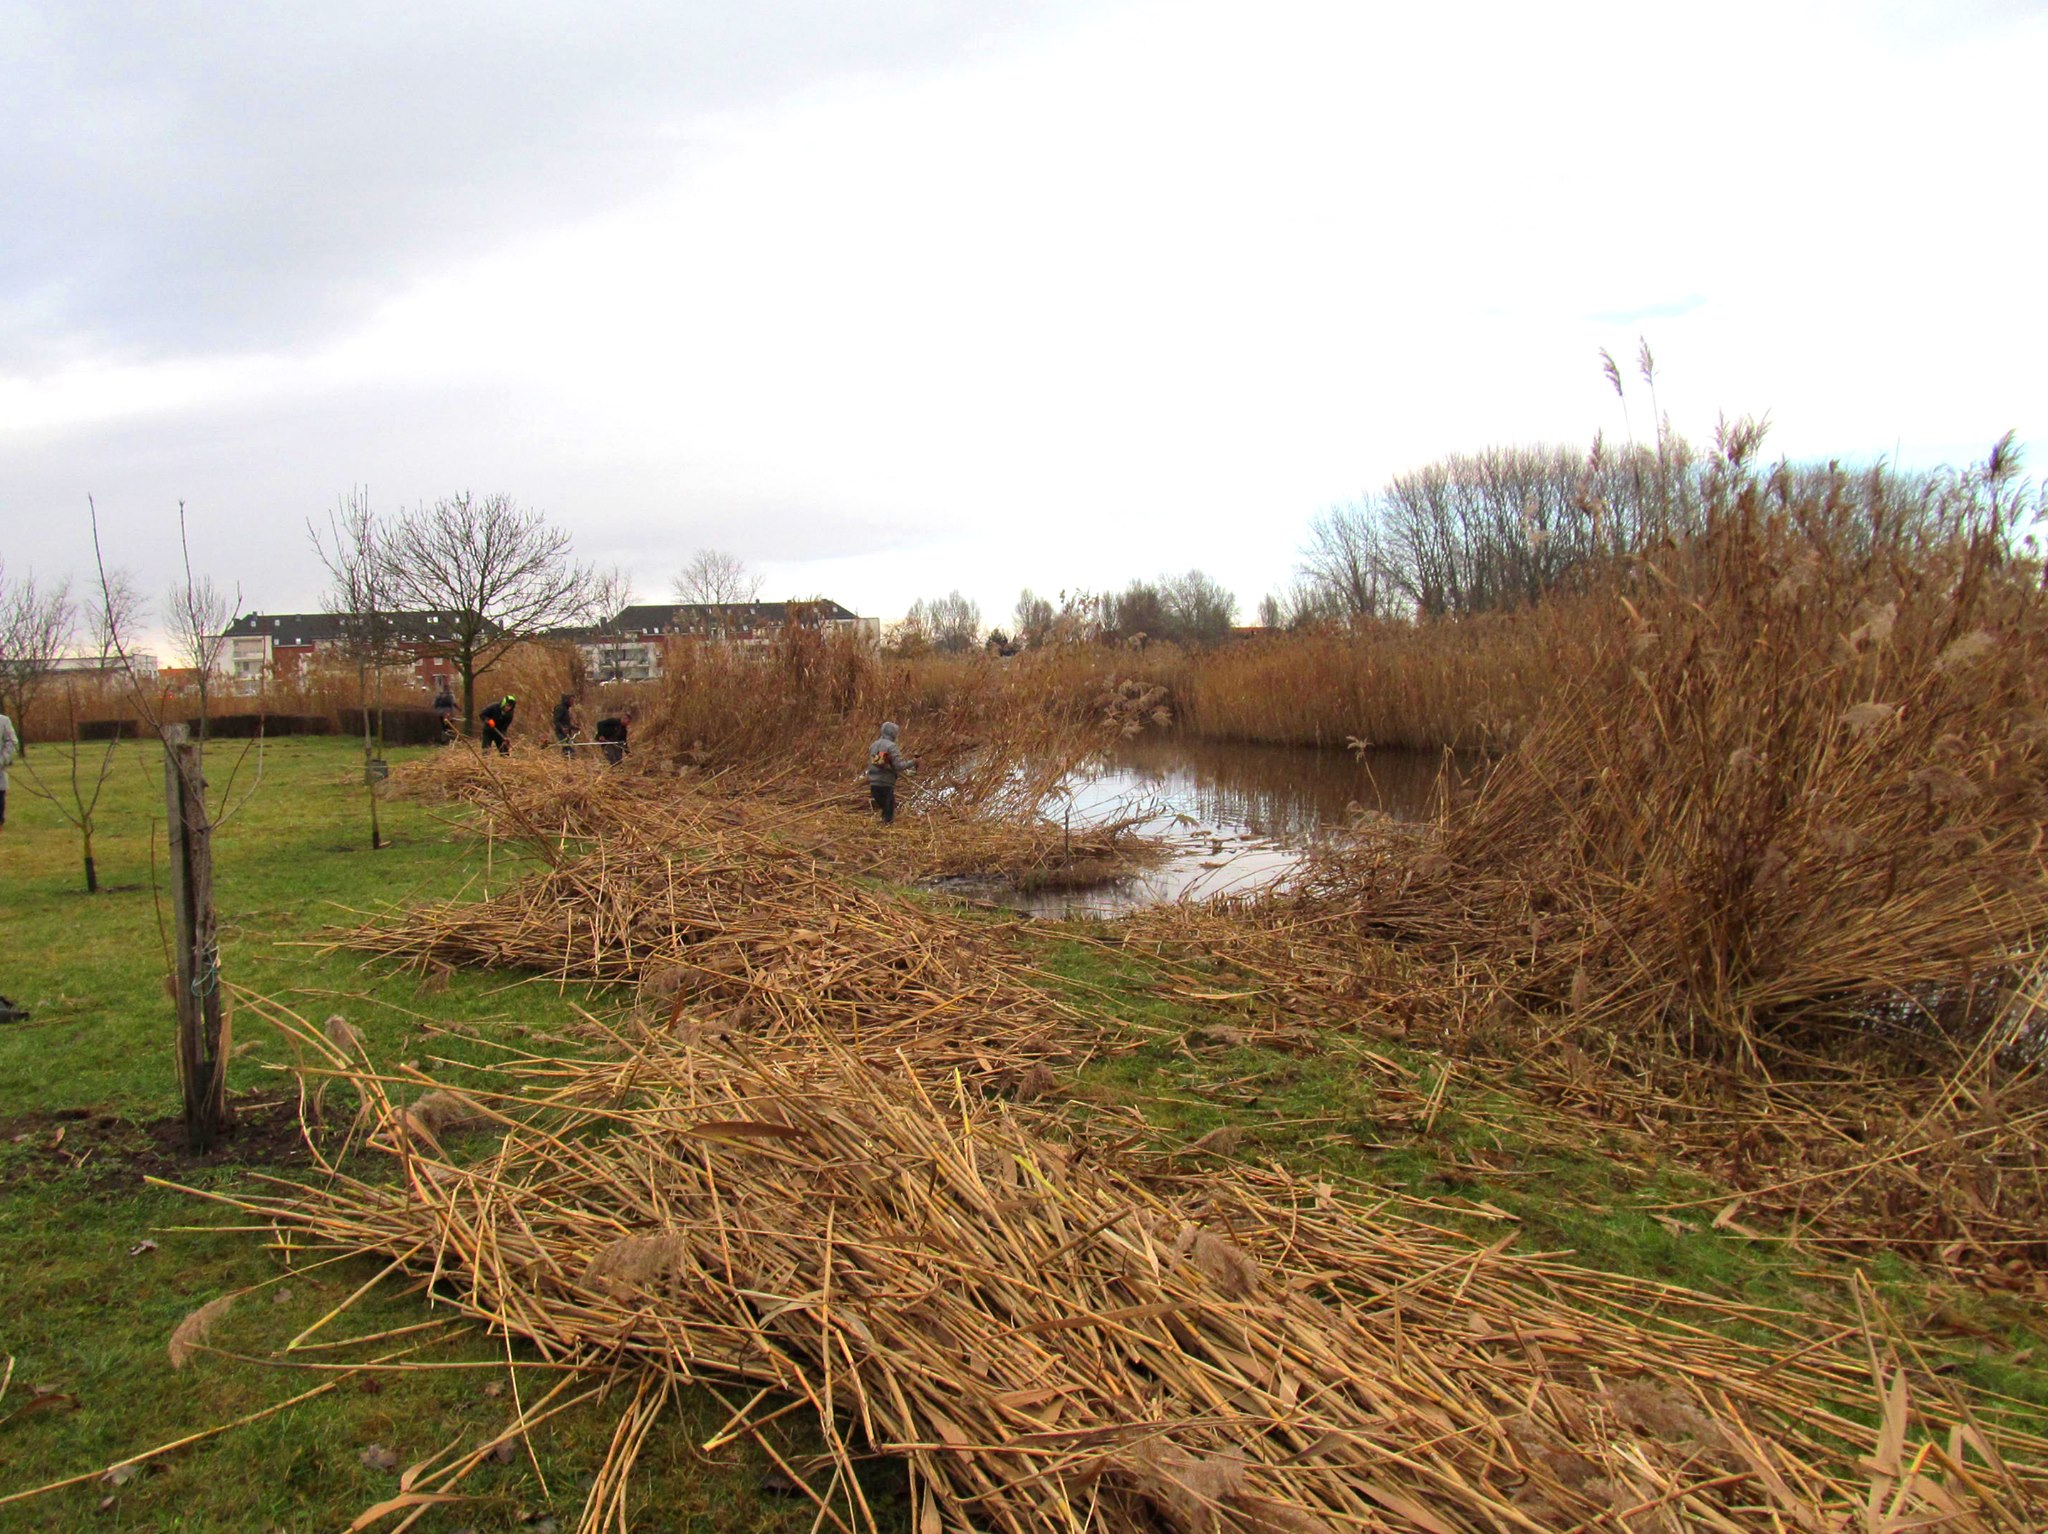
[1003,737,1470,918]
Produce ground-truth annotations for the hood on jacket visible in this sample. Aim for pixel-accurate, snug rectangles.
[880,721,899,741]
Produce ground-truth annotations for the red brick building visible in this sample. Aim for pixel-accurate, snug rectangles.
[220,611,474,689]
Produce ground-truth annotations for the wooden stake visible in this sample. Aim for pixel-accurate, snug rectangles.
[163,724,232,1150]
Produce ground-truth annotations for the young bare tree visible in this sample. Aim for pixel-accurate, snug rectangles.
[90,498,244,1152]
[162,502,239,743]
[18,684,119,892]
[379,492,598,732]
[0,561,78,751]
[584,564,638,683]
[14,575,137,892]
[310,486,395,849]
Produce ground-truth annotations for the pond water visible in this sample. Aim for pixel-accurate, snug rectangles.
[998,736,1468,919]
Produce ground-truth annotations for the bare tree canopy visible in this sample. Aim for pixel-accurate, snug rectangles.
[1013,589,1055,647]
[672,548,763,607]
[379,491,596,729]
[310,486,397,849]
[902,590,980,654]
[1160,569,1237,646]
[1299,504,1393,620]
[87,570,146,664]
[163,502,239,741]
[585,564,639,682]
[1098,571,1236,647]
[310,486,397,666]
[0,560,77,738]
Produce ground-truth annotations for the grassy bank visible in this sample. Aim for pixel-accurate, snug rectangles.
[2,740,2044,1529]
[0,740,847,1531]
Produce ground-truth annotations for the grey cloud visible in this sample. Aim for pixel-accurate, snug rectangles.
[0,373,937,613]
[5,0,1081,364]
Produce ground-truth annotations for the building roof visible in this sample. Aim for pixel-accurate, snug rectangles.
[223,610,486,647]
[607,600,860,635]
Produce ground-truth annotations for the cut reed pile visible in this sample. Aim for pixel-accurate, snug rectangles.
[1126,897,2048,1283]
[199,1003,2047,1534]
[349,750,1156,1084]
[385,735,1161,895]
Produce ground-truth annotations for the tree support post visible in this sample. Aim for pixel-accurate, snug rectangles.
[163,724,232,1151]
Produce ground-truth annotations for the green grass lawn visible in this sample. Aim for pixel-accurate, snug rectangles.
[1,739,2042,1530]
[1032,934,2048,1425]
[0,739,861,1532]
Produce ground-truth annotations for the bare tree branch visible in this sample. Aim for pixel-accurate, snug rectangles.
[378,491,596,730]
[672,548,763,607]
[0,560,78,747]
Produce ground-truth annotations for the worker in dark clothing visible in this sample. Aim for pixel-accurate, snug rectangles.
[594,708,632,766]
[479,694,517,755]
[431,682,458,743]
[862,720,917,825]
[552,694,577,758]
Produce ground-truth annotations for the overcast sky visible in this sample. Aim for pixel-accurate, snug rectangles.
[4,0,2043,642]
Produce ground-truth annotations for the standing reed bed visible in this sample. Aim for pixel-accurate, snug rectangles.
[162,1000,2045,1534]
[1154,459,2048,1280]
[635,621,1170,807]
[1180,612,1583,753]
[1366,471,2048,1061]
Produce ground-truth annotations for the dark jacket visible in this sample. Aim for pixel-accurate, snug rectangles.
[480,701,515,732]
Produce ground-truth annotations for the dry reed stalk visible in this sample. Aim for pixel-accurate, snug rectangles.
[326,829,1084,1086]
[1159,474,2048,1283]
[1131,892,2048,1285]
[197,1005,2046,1534]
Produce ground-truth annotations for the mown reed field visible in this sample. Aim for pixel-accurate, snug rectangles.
[183,996,2048,1534]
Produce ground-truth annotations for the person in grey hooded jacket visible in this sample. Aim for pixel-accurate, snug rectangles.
[0,710,16,830]
[862,720,915,824]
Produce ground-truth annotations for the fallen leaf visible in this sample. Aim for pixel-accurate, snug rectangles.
[102,1464,138,1487]
[128,1239,158,1257]
[0,1388,80,1429]
[489,1439,516,1464]
[482,1380,505,1399]
[359,1444,400,1473]
[680,1119,808,1144]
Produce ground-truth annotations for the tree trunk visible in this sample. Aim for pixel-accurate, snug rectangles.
[461,657,477,736]
[163,725,233,1151]
[359,659,383,850]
